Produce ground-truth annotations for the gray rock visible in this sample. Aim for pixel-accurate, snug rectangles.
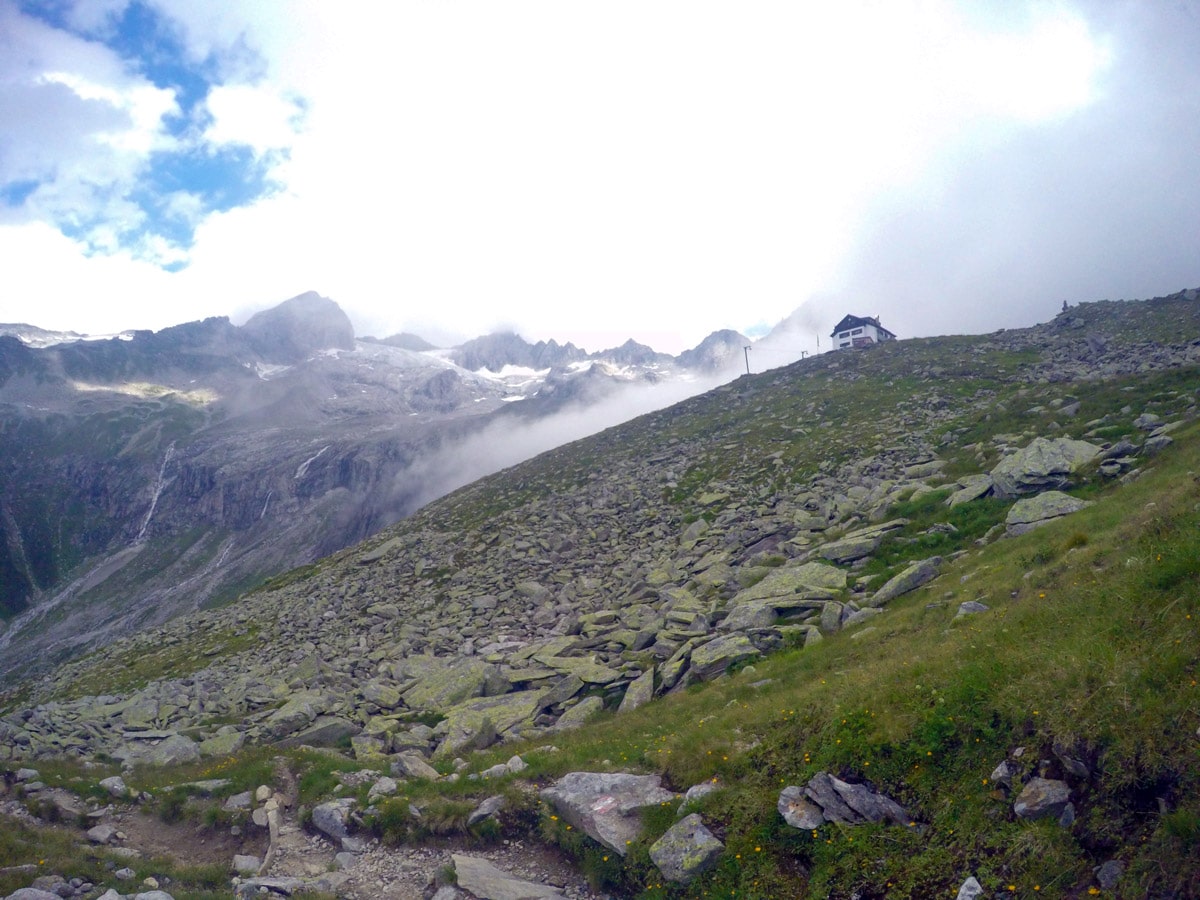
[649,813,724,884]
[1005,491,1093,536]
[802,772,914,827]
[223,790,252,811]
[232,854,261,875]
[119,733,201,767]
[868,557,942,607]
[14,768,40,782]
[1143,434,1173,456]
[956,876,985,900]
[688,633,760,681]
[367,776,399,802]
[990,437,1101,497]
[98,775,128,798]
[86,823,118,844]
[542,771,677,855]
[311,797,356,845]
[778,785,825,829]
[451,853,563,899]
[947,475,994,507]
[1094,858,1125,890]
[989,760,1014,788]
[555,696,604,730]
[276,716,358,749]
[617,668,654,713]
[467,794,506,826]
[955,601,989,619]
[1013,777,1070,820]
[391,751,442,780]
[4,890,64,900]
[536,674,584,710]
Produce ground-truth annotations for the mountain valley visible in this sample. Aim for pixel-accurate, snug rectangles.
[1,287,1198,899]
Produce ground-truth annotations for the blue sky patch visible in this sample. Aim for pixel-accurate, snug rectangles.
[15,0,288,264]
[1,180,40,207]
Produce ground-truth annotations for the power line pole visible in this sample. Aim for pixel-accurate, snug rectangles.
[743,345,752,375]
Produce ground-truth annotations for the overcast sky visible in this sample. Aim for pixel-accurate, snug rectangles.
[2,1,1198,355]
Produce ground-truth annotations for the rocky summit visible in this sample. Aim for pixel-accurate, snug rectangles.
[1,288,1199,899]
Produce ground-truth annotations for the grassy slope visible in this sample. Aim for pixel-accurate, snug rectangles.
[460,421,1200,899]
[3,297,1198,898]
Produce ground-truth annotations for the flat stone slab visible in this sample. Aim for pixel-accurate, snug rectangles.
[1006,491,1093,536]
[452,854,563,900]
[731,563,846,602]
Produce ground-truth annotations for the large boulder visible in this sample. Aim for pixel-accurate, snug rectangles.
[866,557,942,607]
[1005,491,1093,536]
[730,563,844,603]
[262,693,325,740]
[990,437,1101,498]
[542,772,678,855]
[116,733,201,767]
[688,634,760,681]
[947,474,994,507]
[649,813,724,884]
[433,691,543,758]
[401,657,511,710]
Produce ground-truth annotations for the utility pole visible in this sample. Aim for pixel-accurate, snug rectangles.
[743,345,752,375]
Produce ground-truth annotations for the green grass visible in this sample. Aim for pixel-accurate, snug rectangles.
[348,422,1200,898]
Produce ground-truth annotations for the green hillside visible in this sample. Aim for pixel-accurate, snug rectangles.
[2,291,1198,899]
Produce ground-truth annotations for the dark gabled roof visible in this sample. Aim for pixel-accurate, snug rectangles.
[830,314,896,340]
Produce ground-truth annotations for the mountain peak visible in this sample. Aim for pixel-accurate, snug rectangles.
[241,292,355,363]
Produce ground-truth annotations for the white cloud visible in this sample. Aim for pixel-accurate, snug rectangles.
[202,83,303,153]
[5,0,1196,356]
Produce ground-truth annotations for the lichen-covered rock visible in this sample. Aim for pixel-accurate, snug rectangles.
[554,696,604,730]
[618,668,655,713]
[990,437,1101,498]
[199,730,245,758]
[731,562,846,602]
[262,693,324,739]
[688,634,760,681]
[434,691,543,758]
[1005,490,1093,536]
[867,557,942,607]
[649,813,724,884]
[401,658,511,710]
[542,771,678,855]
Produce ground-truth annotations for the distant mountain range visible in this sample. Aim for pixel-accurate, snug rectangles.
[0,291,785,677]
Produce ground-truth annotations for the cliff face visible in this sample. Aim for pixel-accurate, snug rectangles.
[0,294,512,675]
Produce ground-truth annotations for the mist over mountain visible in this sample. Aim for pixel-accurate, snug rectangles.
[0,292,765,677]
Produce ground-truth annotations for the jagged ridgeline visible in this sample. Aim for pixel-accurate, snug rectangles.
[2,289,1199,898]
